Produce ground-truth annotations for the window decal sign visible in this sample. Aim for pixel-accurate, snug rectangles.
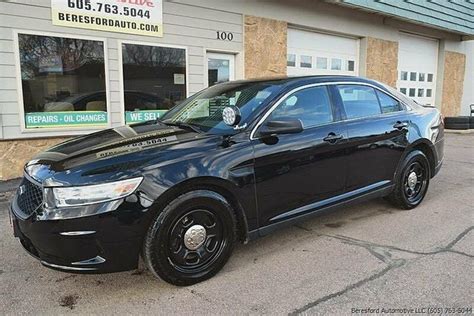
[125,110,168,124]
[25,111,108,128]
[51,0,163,37]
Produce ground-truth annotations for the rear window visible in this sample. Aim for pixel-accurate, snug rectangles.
[376,90,403,113]
[380,83,417,111]
[337,85,381,119]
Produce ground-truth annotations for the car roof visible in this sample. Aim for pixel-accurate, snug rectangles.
[227,75,383,89]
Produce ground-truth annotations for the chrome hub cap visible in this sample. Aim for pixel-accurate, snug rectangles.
[183,224,206,250]
[407,171,418,189]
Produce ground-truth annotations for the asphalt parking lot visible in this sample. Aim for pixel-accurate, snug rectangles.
[0,133,472,315]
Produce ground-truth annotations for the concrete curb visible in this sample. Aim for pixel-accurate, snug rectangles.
[445,129,474,134]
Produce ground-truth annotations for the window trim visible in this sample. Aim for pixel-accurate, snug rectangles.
[13,29,111,134]
[250,81,407,140]
[118,40,189,126]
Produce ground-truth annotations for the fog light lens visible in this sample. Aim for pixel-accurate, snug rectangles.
[222,106,241,126]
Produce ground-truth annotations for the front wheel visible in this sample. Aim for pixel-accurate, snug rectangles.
[386,150,430,209]
[143,190,236,286]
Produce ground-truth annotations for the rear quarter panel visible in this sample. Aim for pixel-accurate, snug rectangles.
[405,106,444,173]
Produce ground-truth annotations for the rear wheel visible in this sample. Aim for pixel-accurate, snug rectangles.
[143,190,236,286]
[386,150,430,209]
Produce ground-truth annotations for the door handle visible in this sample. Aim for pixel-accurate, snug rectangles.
[393,121,408,130]
[323,132,343,143]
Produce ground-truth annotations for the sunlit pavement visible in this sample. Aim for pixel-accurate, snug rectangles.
[0,133,472,315]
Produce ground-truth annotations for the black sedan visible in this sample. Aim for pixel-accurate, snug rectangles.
[10,76,444,285]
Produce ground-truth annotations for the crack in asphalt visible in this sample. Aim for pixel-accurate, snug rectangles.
[327,226,474,259]
[290,263,404,316]
[290,226,473,315]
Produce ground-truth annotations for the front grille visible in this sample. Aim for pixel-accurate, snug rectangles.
[16,177,43,217]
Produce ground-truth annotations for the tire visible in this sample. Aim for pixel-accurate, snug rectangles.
[143,190,237,286]
[386,150,430,210]
[469,116,474,129]
[444,116,470,130]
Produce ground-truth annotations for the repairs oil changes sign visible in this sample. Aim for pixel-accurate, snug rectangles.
[51,0,163,37]
[26,111,108,128]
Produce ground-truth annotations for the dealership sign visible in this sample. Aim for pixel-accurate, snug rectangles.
[51,0,163,37]
[125,110,168,124]
[25,111,108,128]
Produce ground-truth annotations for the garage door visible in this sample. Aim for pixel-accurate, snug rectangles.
[397,33,438,106]
[287,28,359,77]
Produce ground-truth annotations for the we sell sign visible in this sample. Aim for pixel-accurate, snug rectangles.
[51,0,163,37]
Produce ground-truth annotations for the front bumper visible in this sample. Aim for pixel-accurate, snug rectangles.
[10,191,154,273]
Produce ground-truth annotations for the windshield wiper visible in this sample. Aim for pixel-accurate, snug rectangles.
[162,120,203,133]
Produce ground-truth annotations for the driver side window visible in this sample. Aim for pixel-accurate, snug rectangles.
[268,86,333,128]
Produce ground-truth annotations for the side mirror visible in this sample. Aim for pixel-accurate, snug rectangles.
[258,119,303,137]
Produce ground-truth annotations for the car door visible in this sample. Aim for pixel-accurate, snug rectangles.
[334,84,409,192]
[252,85,348,227]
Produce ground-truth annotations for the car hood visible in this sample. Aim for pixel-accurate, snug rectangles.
[25,122,218,184]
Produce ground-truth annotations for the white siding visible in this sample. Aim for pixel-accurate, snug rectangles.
[0,1,243,139]
[461,41,474,116]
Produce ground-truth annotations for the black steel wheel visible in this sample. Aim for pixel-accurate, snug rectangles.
[167,209,227,274]
[402,161,428,204]
[386,150,430,209]
[143,190,236,286]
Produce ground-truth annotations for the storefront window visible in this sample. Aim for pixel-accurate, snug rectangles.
[122,43,186,124]
[18,33,107,129]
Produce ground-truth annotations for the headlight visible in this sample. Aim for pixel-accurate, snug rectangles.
[39,177,143,220]
[50,177,143,207]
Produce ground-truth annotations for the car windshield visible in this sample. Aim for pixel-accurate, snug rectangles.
[160,81,284,134]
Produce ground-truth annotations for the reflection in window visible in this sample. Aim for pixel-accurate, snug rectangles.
[400,88,407,95]
[427,73,434,82]
[18,34,107,129]
[316,57,328,69]
[347,60,355,72]
[419,73,425,82]
[208,58,230,86]
[331,58,342,70]
[337,85,380,119]
[426,89,432,97]
[300,55,312,68]
[122,43,186,124]
[409,88,416,97]
[269,86,333,128]
[410,72,417,81]
[376,90,402,113]
[400,71,408,80]
[418,89,424,97]
[287,54,296,67]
